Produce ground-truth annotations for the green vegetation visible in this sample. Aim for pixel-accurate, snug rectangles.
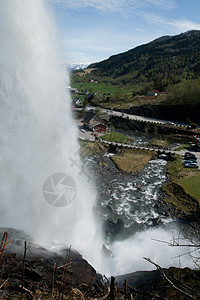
[162,155,200,217]
[71,82,132,98]
[101,131,133,144]
[179,175,200,202]
[175,144,189,151]
[71,31,200,119]
[111,149,157,173]
[87,30,200,90]
[165,78,200,107]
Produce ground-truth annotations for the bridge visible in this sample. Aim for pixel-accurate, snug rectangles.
[79,135,200,166]
[98,138,176,155]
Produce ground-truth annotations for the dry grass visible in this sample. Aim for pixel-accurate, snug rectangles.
[150,138,169,148]
[111,149,157,173]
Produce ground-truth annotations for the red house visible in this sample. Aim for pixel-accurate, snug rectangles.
[83,112,107,132]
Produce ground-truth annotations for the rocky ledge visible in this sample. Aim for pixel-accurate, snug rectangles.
[0,228,105,299]
[1,228,200,299]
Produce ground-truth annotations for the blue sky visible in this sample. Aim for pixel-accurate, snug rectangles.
[49,0,200,64]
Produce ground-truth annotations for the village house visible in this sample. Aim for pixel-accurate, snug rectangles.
[83,112,107,132]
[73,98,83,108]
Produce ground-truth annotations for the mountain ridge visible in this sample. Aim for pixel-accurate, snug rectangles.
[88,30,200,88]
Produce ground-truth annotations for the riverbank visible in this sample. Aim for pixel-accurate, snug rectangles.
[162,154,200,221]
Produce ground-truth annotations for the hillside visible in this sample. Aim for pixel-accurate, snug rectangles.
[88,30,200,88]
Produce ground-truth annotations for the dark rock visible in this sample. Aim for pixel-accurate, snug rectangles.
[108,143,117,154]
[151,217,162,226]
[25,266,42,281]
[115,269,162,291]
[0,228,98,292]
[104,218,124,238]
[106,204,112,211]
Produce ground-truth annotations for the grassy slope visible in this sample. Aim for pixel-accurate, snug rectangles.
[179,175,200,202]
[162,155,200,217]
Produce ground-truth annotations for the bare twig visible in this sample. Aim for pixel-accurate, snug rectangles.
[0,232,12,265]
[144,257,195,299]
[0,279,8,289]
[52,261,56,298]
[61,246,71,300]
[21,241,27,300]
[57,262,72,269]
[124,279,127,300]
[19,285,33,297]
[151,238,200,247]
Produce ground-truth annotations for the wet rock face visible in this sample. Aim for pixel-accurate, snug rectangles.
[115,269,162,291]
[103,218,125,240]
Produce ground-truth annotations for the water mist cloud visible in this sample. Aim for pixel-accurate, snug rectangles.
[104,228,196,276]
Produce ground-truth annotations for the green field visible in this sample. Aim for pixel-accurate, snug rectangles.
[71,82,132,97]
[179,175,200,202]
[101,131,133,144]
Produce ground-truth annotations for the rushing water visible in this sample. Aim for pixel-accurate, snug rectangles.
[86,156,169,239]
[84,154,199,275]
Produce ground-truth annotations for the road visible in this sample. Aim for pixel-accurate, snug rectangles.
[77,118,200,167]
[76,108,200,166]
[84,106,200,129]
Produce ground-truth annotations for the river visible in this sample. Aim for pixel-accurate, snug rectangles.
[83,151,200,275]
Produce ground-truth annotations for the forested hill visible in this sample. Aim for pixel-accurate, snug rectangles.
[88,30,200,88]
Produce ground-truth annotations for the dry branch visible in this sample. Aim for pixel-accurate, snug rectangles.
[0,279,8,289]
[144,257,196,299]
[21,241,27,300]
[0,232,12,265]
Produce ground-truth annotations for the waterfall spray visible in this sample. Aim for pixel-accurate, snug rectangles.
[0,0,103,270]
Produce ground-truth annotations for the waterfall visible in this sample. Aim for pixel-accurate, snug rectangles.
[0,0,103,270]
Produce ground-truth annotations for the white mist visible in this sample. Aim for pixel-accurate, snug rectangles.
[0,0,102,270]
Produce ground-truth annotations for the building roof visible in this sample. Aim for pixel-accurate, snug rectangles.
[90,120,107,128]
[83,112,96,123]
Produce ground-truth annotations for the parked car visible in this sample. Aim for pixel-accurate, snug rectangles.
[184,162,198,169]
[183,159,197,164]
[184,152,196,158]
[184,156,197,161]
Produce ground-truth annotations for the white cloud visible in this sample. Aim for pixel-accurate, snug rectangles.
[146,0,176,10]
[144,13,200,33]
[52,0,176,13]
[171,20,200,32]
